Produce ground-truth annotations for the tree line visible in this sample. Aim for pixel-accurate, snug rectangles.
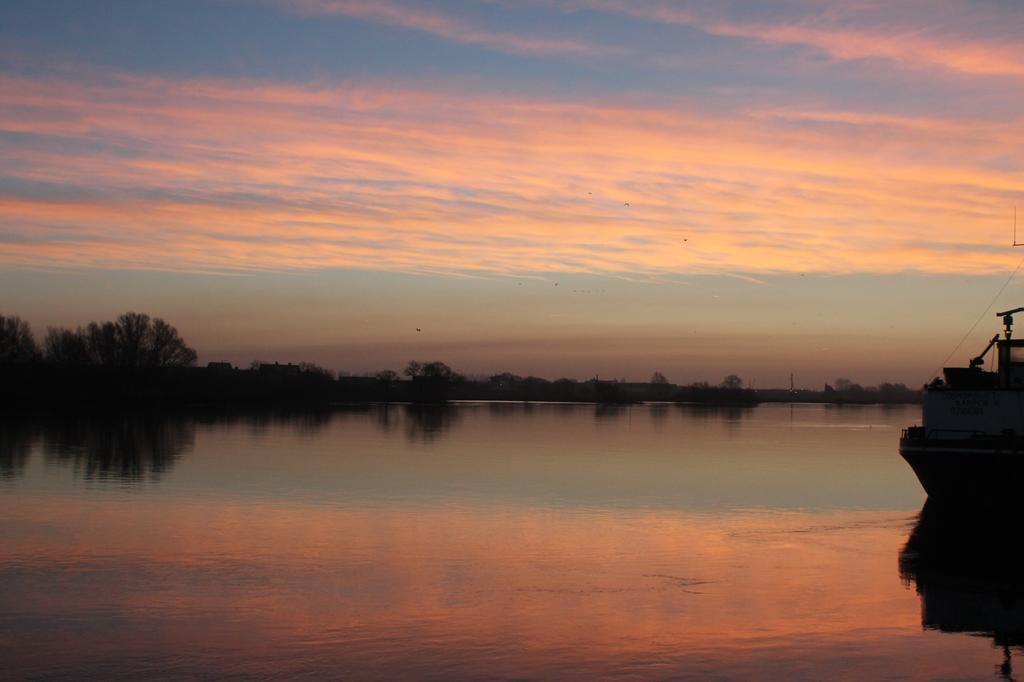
[1,312,920,406]
[822,377,918,402]
[0,312,197,367]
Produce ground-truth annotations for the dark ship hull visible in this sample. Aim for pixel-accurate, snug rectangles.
[900,428,1024,504]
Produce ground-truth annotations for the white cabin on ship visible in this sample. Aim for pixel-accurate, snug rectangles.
[900,308,1024,502]
[914,307,1024,442]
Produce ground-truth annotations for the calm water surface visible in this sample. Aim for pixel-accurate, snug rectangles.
[1,403,1019,680]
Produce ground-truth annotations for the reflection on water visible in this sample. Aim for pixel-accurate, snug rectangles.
[0,405,472,482]
[901,501,1024,680]
[0,408,377,482]
[231,406,336,439]
[0,419,36,479]
[674,403,756,419]
[41,415,194,481]
[594,403,629,420]
[403,404,461,442]
[0,407,451,479]
[5,402,1020,679]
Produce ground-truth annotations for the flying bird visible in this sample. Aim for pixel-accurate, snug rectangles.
[416,328,422,332]
[623,202,630,207]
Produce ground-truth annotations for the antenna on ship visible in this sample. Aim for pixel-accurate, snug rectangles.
[996,307,1024,340]
[925,207,1024,383]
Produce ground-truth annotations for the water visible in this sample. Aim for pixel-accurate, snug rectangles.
[0,403,1017,680]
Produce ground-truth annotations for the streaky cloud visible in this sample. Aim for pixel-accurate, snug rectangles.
[0,70,1022,276]
[572,0,1024,79]
[273,0,616,56]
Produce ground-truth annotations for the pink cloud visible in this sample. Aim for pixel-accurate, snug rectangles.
[1,72,1022,276]
[574,0,1024,79]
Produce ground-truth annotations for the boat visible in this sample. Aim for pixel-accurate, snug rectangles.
[899,307,1024,502]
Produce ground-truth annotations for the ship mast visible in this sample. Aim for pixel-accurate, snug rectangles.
[996,307,1024,340]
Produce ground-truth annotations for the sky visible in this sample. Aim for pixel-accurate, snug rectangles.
[2,0,1024,386]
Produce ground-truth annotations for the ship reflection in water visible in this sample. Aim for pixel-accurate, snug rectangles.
[901,501,1024,680]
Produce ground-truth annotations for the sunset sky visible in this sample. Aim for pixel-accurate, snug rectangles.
[3,0,1024,386]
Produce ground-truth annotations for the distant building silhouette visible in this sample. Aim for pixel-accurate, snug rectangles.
[206,361,233,371]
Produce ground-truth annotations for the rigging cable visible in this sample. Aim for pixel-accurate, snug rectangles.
[927,252,1024,383]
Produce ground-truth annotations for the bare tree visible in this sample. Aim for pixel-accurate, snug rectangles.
[116,312,151,367]
[404,361,422,378]
[85,321,119,365]
[11,312,195,368]
[76,314,197,367]
[0,314,38,363]
[43,326,90,364]
[146,318,197,367]
[650,371,669,384]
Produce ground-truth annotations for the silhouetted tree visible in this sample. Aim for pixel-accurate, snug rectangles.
[146,318,197,367]
[0,314,38,363]
[521,376,548,394]
[43,326,90,364]
[375,369,400,385]
[877,382,916,401]
[489,372,521,388]
[720,374,744,389]
[678,377,758,405]
[552,377,577,400]
[85,321,119,365]
[834,377,865,395]
[57,313,199,367]
[116,312,151,367]
[299,362,334,379]
[591,378,629,403]
[650,371,669,384]
[420,361,459,380]
[405,360,464,403]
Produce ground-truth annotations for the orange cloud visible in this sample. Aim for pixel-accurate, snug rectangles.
[1,72,1021,276]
